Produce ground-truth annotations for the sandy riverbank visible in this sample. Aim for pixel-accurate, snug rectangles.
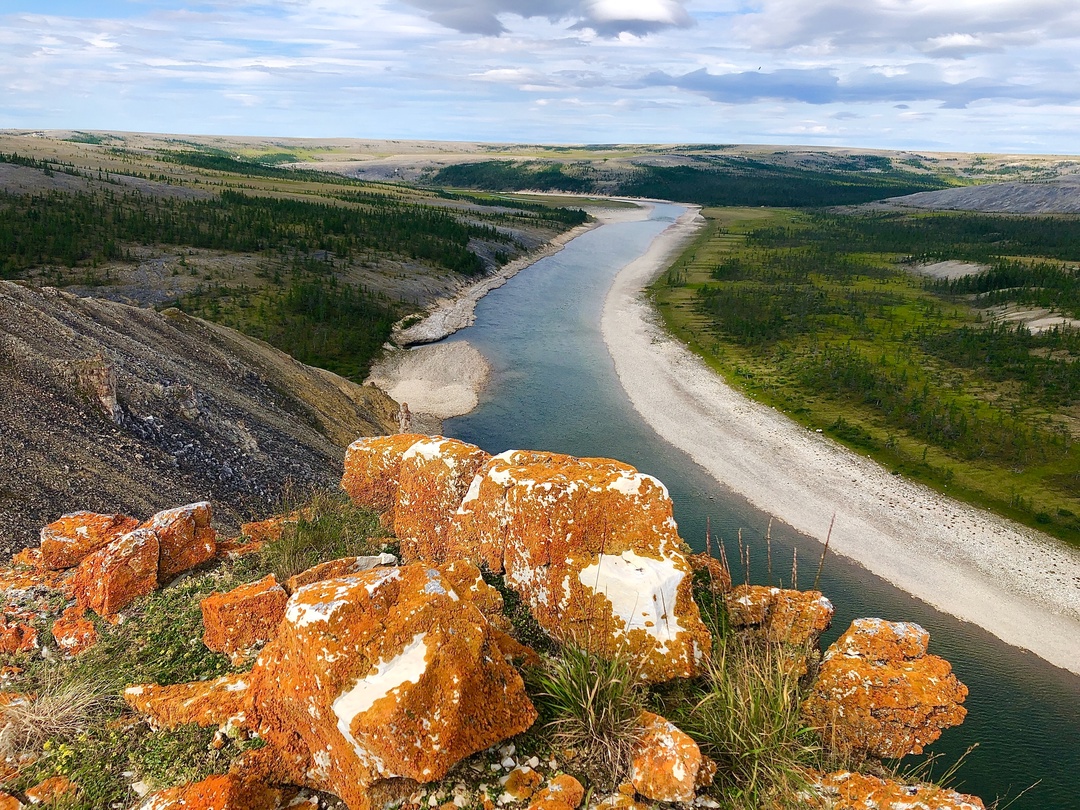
[601,206,1080,675]
[394,205,648,346]
[374,205,651,428]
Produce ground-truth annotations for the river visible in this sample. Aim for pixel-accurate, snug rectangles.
[442,201,1080,809]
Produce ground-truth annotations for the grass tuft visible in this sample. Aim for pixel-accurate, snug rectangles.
[680,634,821,809]
[258,489,390,582]
[0,668,115,764]
[529,645,644,789]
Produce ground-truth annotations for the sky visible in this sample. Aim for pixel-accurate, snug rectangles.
[2,0,1080,153]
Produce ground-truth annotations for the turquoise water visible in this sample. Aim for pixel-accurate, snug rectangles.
[443,202,1080,808]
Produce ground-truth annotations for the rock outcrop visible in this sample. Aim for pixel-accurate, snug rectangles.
[71,527,160,622]
[726,585,833,647]
[342,440,712,682]
[201,575,288,664]
[142,502,217,583]
[802,619,968,760]
[38,511,140,570]
[126,561,537,810]
[806,771,986,810]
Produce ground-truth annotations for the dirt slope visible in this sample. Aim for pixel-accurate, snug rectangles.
[881,174,1080,213]
[0,281,398,555]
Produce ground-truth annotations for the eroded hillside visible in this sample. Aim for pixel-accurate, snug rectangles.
[0,281,398,554]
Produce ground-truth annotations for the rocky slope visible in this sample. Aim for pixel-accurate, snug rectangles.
[0,437,982,809]
[0,281,397,554]
[880,174,1080,213]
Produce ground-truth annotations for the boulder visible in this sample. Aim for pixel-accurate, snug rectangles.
[71,528,159,622]
[342,435,491,562]
[688,552,732,593]
[393,437,491,563]
[802,619,968,760]
[285,554,398,594]
[142,502,217,583]
[726,586,834,646]
[135,774,283,810]
[39,511,139,570]
[243,561,536,807]
[806,771,985,810]
[629,711,707,803]
[0,792,22,810]
[127,562,537,810]
[0,618,37,655]
[51,606,98,656]
[201,576,289,664]
[341,433,432,522]
[450,450,711,681]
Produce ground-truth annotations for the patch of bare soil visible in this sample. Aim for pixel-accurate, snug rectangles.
[911,260,988,280]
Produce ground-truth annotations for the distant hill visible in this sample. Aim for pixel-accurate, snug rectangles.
[881,175,1080,214]
[0,281,398,554]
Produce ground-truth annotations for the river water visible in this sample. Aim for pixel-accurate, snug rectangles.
[443,202,1080,808]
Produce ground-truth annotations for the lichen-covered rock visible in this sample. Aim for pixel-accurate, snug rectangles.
[629,711,706,803]
[450,450,711,681]
[529,775,585,810]
[71,528,159,622]
[500,766,543,803]
[806,771,986,810]
[51,606,98,656]
[285,553,398,594]
[726,585,834,676]
[124,673,251,731]
[142,502,217,582]
[243,562,537,807]
[201,576,288,664]
[0,791,23,810]
[0,618,37,655]
[341,433,432,522]
[25,775,77,805]
[127,562,537,810]
[393,437,491,563]
[135,774,283,810]
[688,552,732,593]
[39,511,139,570]
[802,619,968,760]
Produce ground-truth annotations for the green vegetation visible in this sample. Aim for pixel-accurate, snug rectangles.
[431,157,951,207]
[679,635,821,809]
[530,645,645,789]
[0,148,587,381]
[653,207,1080,545]
[258,489,391,582]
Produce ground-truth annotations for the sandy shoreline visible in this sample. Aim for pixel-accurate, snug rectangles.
[375,205,650,427]
[601,205,1080,675]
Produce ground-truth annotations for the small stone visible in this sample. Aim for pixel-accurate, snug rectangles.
[501,756,516,770]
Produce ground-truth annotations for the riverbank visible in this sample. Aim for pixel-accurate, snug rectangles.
[375,204,652,428]
[601,205,1080,675]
